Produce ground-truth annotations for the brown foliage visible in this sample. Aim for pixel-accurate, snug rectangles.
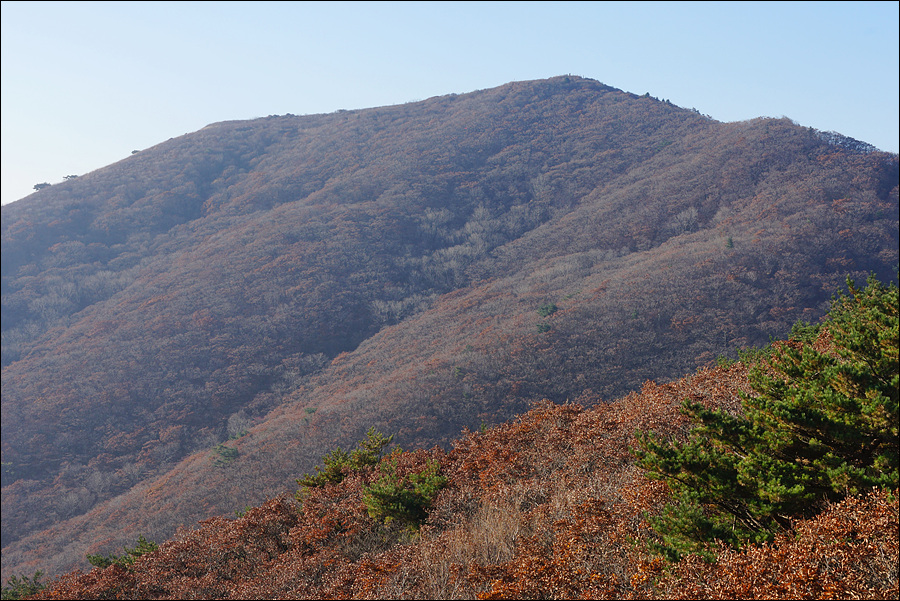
[30,359,896,599]
[651,489,899,600]
[3,75,897,580]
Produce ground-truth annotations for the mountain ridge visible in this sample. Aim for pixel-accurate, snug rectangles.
[2,75,897,580]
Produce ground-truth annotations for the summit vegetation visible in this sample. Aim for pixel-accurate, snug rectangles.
[1,76,898,585]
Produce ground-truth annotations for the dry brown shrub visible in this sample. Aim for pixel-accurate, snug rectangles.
[652,488,899,600]
[34,363,892,600]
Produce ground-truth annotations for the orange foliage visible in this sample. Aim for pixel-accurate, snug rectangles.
[3,75,897,583]
[651,489,898,600]
[30,373,896,599]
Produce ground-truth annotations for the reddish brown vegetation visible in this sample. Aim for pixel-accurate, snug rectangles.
[649,490,898,600]
[3,76,898,580]
[30,362,897,599]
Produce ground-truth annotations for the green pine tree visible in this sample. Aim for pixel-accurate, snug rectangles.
[362,454,447,529]
[1,572,44,600]
[296,427,394,492]
[634,275,899,560]
[86,535,159,569]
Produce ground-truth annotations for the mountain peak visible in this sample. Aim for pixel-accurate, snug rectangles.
[2,76,897,581]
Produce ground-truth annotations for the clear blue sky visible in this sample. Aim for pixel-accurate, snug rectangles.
[2,1,898,206]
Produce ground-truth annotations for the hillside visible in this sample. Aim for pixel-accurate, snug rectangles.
[2,75,898,580]
[20,275,900,598]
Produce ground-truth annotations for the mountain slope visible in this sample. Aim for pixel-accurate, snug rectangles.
[25,351,900,599]
[2,75,897,579]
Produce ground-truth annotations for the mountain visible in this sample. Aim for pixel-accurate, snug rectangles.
[18,310,900,599]
[2,75,897,580]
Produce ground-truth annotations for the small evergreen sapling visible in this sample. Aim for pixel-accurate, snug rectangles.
[296,427,393,492]
[86,535,159,569]
[1,572,44,600]
[362,452,448,529]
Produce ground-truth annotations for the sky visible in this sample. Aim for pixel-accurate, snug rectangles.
[2,1,898,206]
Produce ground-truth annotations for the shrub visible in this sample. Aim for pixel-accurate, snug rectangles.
[297,427,393,492]
[212,443,239,467]
[1,572,44,600]
[537,302,558,317]
[86,535,158,569]
[654,489,899,600]
[362,453,448,529]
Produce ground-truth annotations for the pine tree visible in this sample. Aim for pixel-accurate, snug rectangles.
[296,427,394,492]
[634,275,899,560]
[1,572,44,600]
[362,454,447,529]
